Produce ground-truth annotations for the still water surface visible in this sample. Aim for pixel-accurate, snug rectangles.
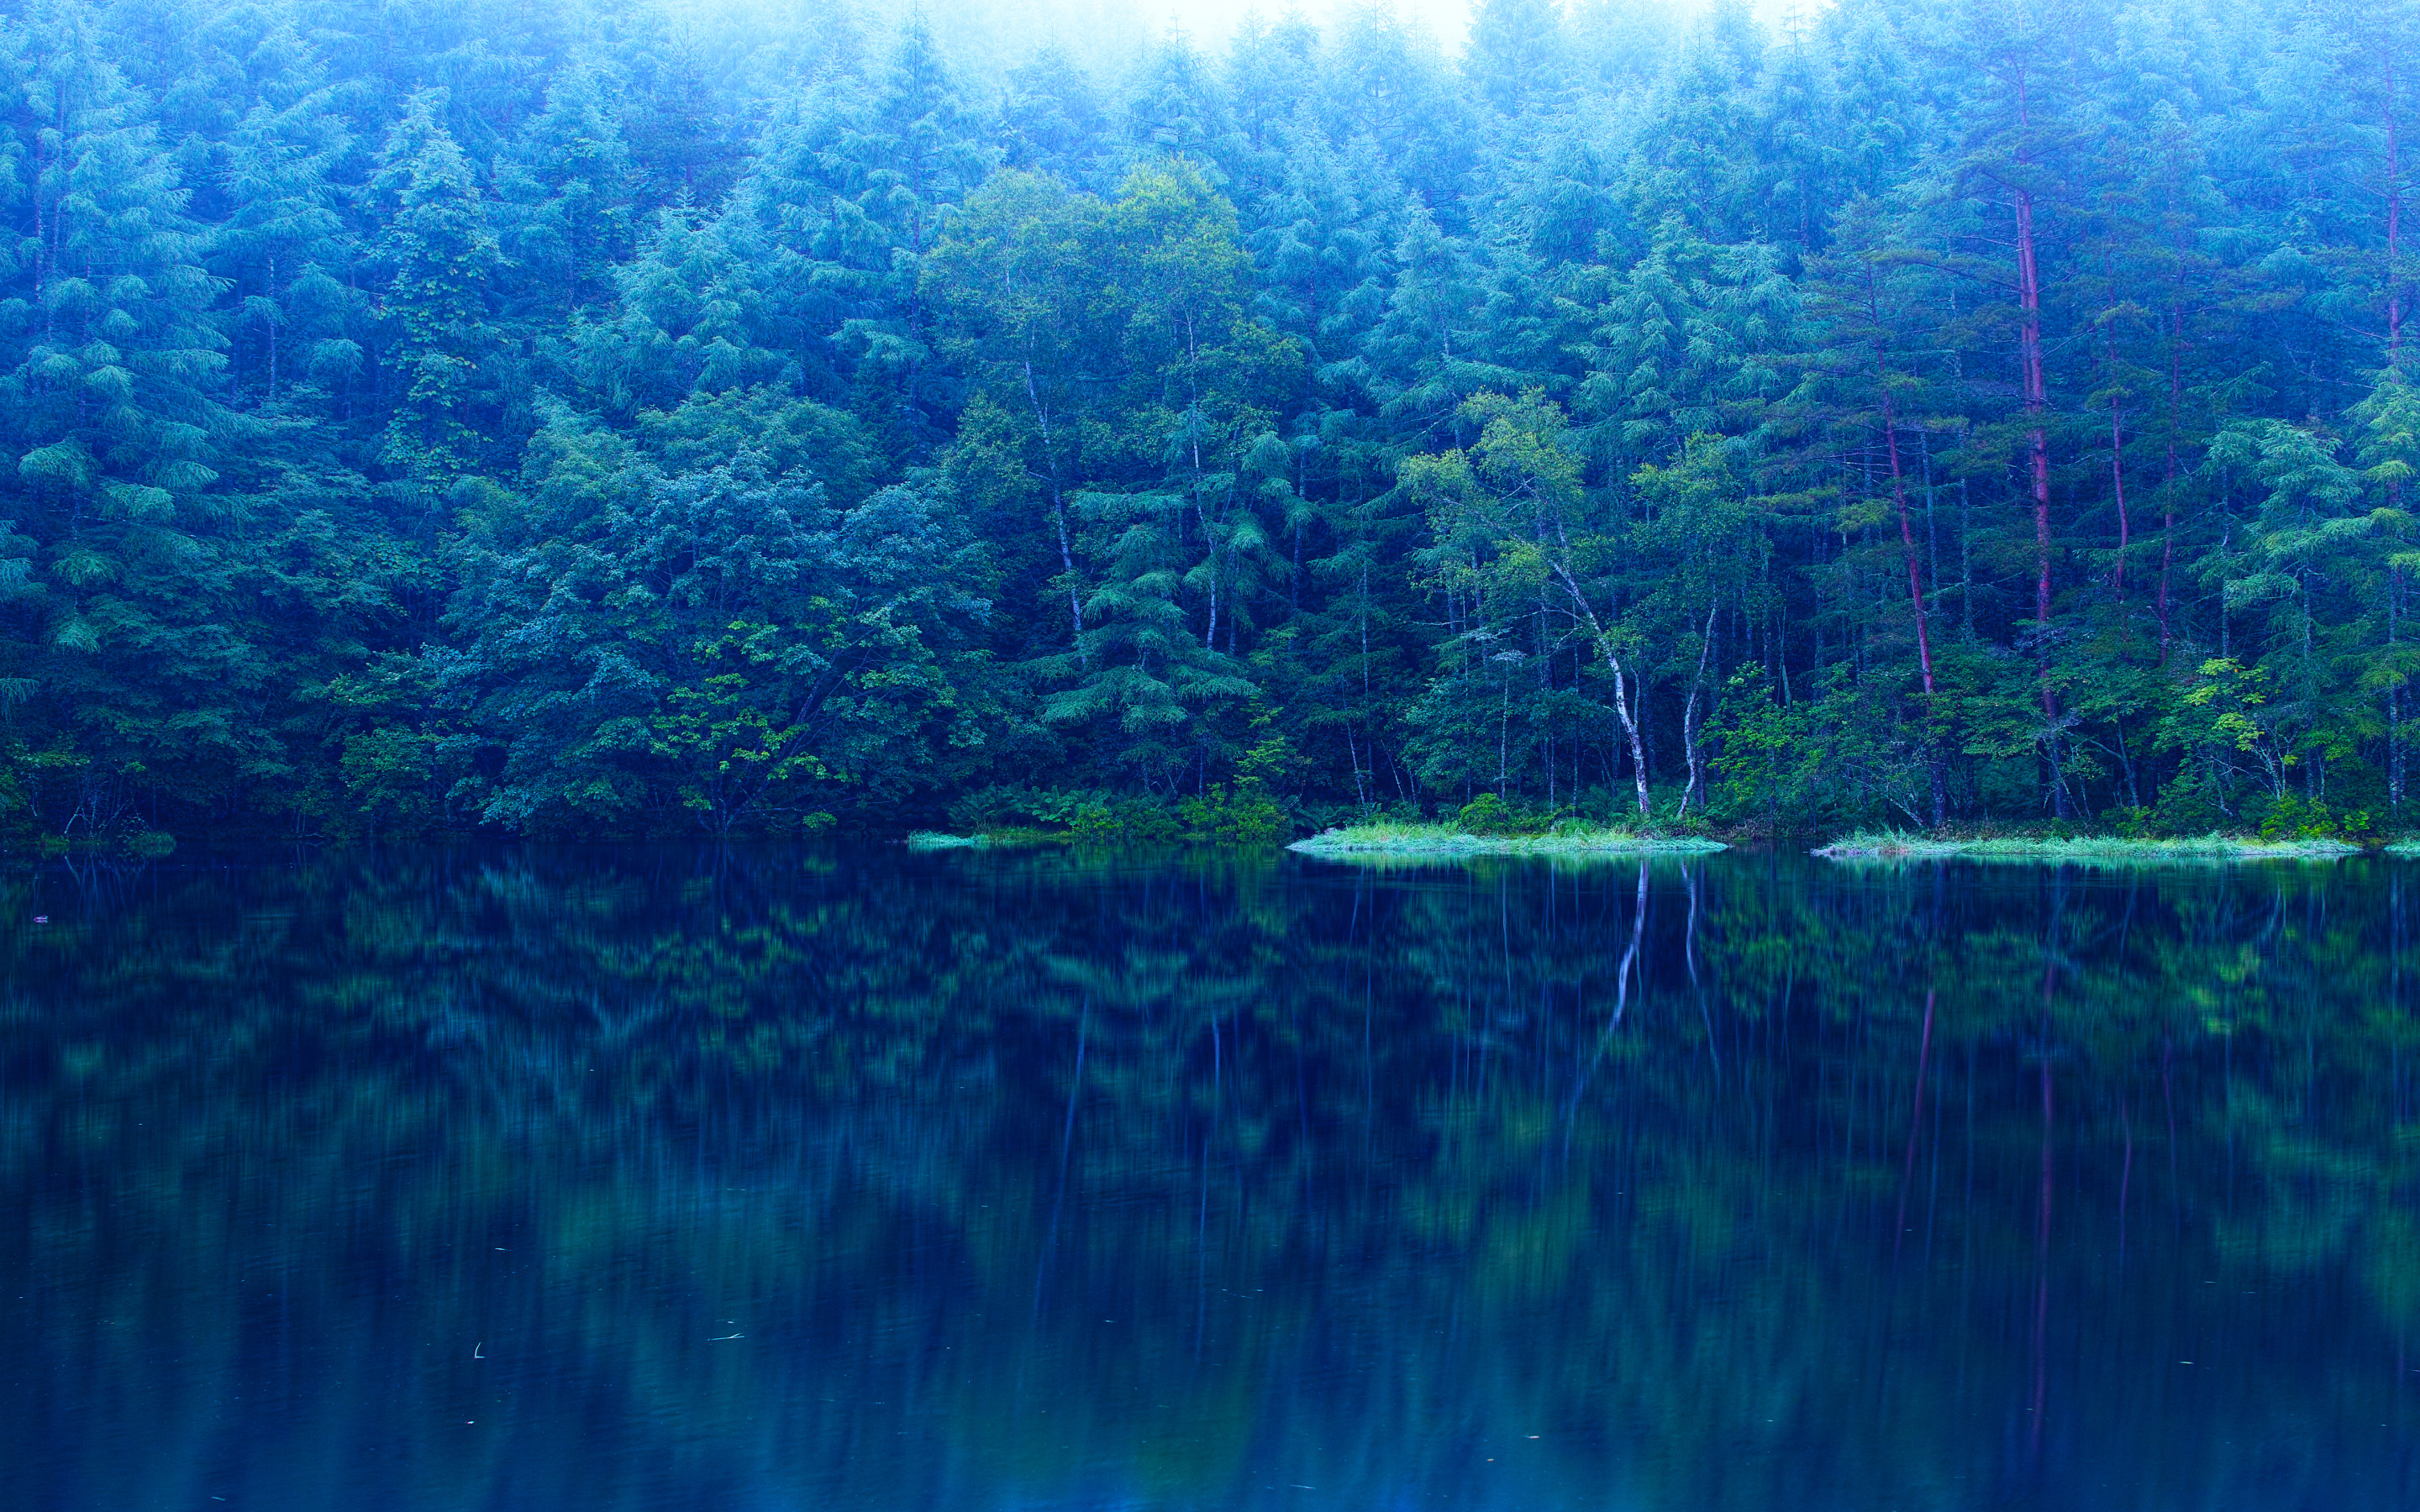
[4,846,2417,1509]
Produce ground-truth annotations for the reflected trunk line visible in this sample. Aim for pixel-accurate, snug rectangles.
[1687,864,1718,1082]
[2031,1056,2054,1465]
[1560,860,1649,1135]
[1031,995,1089,1324]
[2118,1097,2133,1278]
[1895,987,1936,1268]
[2178,1035,2197,1238]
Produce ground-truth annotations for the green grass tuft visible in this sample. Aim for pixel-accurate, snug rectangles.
[1290,821,1726,861]
[907,827,1146,850]
[1813,830,2362,864]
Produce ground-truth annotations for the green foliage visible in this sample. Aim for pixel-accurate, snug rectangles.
[9,0,2420,841]
[2256,794,2376,843]
[373,90,502,475]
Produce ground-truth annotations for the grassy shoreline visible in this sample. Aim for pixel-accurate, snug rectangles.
[1289,822,1726,859]
[1813,831,2363,863]
[905,829,1081,851]
[919,824,2385,864]
[905,831,990,850]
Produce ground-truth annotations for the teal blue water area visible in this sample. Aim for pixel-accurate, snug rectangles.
[3,847,2414,1509]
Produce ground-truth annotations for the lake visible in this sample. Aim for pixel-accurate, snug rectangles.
[3,846,2414,1509]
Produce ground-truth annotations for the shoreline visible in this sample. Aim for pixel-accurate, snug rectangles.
[1812,832,2365,863]
[1288,825,1727,859]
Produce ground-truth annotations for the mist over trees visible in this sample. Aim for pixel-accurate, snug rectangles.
[2,0,2417,843]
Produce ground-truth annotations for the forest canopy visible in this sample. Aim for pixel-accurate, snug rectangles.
[3,0,2417,843]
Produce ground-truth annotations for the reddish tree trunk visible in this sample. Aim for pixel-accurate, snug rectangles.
[2389,76,2406,808]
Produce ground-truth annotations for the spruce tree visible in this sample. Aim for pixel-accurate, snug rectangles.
[371,89,502,478]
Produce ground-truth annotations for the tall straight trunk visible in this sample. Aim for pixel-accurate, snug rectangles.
[2383,68,2407,810]
[1871,297,1937,696]
[2395,565,2407,811]
[2387,60,2407,823]
[2110,396,2128,597]
[2013,71,2065,813]
[2018,180,2052,689]
[2393,63,2405,375]
[1677,599,1718,815]
[2107,324,2128,599]
[2160,307,2182,659]
[1884,391,1936,695]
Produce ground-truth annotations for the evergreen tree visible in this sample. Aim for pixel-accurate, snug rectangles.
[0,5,260,832]
[497,60,636,324]
[371,88,502,477]
[14,0,2420,840]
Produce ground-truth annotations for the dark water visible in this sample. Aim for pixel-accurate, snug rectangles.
[4,847,2417,1510]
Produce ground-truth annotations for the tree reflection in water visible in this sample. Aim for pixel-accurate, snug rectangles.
[2,847,2413,1509]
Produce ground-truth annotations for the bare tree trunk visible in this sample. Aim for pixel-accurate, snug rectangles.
[1552,561,1651,821]
[1025,360,1086,669]
[1677,600,1718,816]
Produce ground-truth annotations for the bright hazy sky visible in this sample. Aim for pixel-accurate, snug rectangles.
[742,0,1828,81]
[1133,0,1813,52]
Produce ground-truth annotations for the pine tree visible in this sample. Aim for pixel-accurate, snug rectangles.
[372,89,501,477]
[497,61,636,324]
[999,45,1113,189]
[216,83,355,409]
[1465,0,1568,118]
[0,6,267,832]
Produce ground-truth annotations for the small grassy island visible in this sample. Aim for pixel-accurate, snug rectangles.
[904,832,999,850]
[1289,821,1726,859]
[1813,831,2364,863]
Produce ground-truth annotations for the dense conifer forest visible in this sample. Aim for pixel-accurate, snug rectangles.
[3,0,2417,844]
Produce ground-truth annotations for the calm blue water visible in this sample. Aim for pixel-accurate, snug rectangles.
[3,846,2414,1509]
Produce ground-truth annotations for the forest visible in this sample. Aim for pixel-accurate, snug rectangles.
[3,0,2419,844]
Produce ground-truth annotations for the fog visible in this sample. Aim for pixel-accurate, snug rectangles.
[672,0,1809,92]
